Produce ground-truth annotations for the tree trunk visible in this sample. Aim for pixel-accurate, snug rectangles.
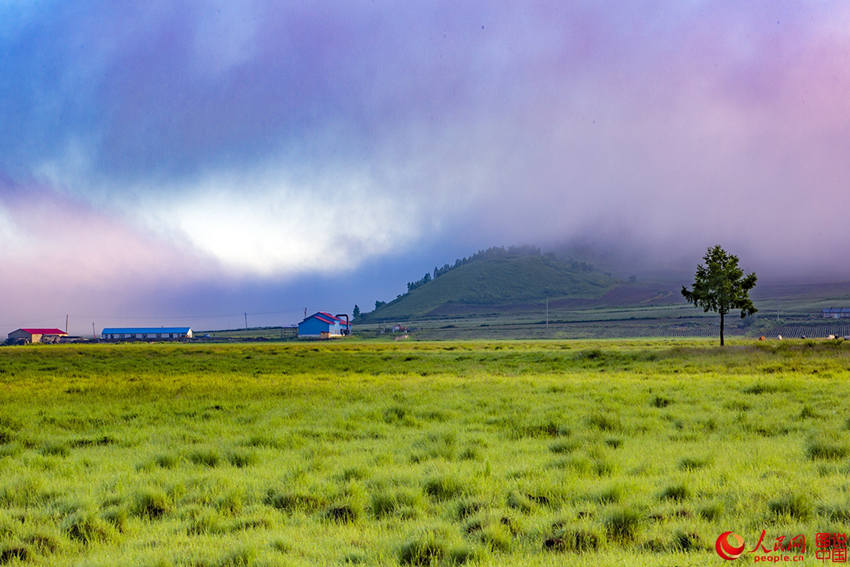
[720,312,725,346]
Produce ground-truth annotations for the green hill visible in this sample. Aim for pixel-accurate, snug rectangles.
[360,247,617,321]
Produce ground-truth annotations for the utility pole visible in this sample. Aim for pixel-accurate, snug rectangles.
[304,307,307,320]
[65,313,69,334]
[546,298,549,331]
[92,322,96,339]
[244,312,248,329]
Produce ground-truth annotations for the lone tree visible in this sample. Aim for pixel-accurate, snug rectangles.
[682,245,757,346]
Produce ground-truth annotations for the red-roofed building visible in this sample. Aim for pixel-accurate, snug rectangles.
[7,328,68,344]
[297,312,350,339]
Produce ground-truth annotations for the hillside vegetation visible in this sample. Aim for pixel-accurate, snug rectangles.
[362,247,616,322]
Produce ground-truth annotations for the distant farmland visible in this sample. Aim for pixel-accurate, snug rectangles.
[1,340,849,566]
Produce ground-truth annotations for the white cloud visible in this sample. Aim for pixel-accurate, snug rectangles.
[135,162,445,277]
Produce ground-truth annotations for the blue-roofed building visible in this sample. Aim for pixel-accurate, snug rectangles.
[822,308,850,319]
[298,313,350,339]
[101,327,193,341]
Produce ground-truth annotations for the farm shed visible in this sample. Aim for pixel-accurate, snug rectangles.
[822,308,850,319]
[101,327,193,341]
[298,312,350,338]
[7,328,68,344]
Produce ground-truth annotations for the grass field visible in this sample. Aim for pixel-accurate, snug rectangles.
[1,339,850,566]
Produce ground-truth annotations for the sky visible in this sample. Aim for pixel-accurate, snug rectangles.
[2,1,850,334]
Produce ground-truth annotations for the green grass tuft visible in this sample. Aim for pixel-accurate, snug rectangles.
[544,526,602,552]
[659,483,690,502]
[605,508,642,543]
[226,450,257,468]
[39,441,70,457]
[769,493,812,520]
[806,437,849,460]
[264,489,325,514]
[678,456,710,471]
[132,488,171,519]
[424,475,464,501]
[62,509,112,544]
[398,530,448,566]
[0,544,30,564]
[188,448,221,467]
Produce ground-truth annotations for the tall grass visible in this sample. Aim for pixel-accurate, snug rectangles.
[0,339,848,565]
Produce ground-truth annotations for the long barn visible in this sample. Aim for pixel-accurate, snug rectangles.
[101,327,192,341]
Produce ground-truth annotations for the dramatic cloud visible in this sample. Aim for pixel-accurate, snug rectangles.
[2,1,850,331]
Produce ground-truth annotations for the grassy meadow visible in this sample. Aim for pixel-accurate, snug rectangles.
[1,339,850,566]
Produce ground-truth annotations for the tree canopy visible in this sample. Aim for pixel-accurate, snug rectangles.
[682,245,757,346]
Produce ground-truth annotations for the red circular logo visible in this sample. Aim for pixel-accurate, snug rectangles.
[715,531,746,560]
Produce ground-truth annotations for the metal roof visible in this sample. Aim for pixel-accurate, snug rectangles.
[101,327,191,334]
[302,312,350,326]
[822,308,850,313]
[18,328,67,335]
